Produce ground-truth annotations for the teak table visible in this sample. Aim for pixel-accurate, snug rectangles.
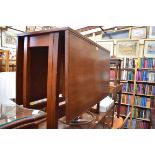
[16,27,110,129]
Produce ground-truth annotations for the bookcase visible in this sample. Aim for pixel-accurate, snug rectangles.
[92,26,155,129]
[110,58,123,118]
[0,50,9,72]
[120,57,155,129]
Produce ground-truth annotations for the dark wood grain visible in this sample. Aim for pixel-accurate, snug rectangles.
[23,36,31,108]
[47,33,59,129]
[16,27,110,128]
[16,37,24,105]
[65,30,109,123]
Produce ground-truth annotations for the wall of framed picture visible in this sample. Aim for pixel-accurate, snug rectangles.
[94,26,155,58]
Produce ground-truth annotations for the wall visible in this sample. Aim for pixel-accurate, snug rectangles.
[84,26,155,58]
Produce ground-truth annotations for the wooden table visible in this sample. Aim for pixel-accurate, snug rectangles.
[0,98,46,129]
[16,27,110,129]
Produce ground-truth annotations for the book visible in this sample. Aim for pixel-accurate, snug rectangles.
[138,58,155,69]
[136,71,155,82]
[135,83,155,95]
[134,96,151,108]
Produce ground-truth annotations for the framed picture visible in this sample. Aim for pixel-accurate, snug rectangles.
[96,40,114,56]
[144,40,155,57]
[116,40,139,58]
[149,26,155,38]
[131,27,147,39]
[1,28,22,48]
[0,29,1,46]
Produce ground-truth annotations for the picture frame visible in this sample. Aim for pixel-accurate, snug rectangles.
[149,26,155,38]
[144,40,155,58]
[131,27,147,39]
[116,40,139,58]
[96,40,114,56]
[0,29,1,47]
[1,28,22,49]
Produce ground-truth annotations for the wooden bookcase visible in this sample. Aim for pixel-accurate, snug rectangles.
[120,58,154,129]
[110,58,123,119]
[0,50,9,72]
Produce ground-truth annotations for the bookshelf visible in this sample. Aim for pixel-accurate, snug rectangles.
[93,26,155,129]
[0,50,9,72]
[120,58,155,129]
[110,58,123,119]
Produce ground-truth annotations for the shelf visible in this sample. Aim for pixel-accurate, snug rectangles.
[0,58,6,60]
[136,118,150,122]
[110,67,117,70]
[120,114,126,117]
[136,81,155,84]
[121,103,131,106]
[134,105,150,109]
[137,68,155,71]
[135,93,154,97]
[115,102,131,106]
[121,68,135,70]
[120,80,127,83]
[110,79,120,81]
[120,80,134,83]
[122,92,133,95]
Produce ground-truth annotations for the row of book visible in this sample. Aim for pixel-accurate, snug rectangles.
[136,71,155,82]
[124,119,150,129]
[122,83,134,93]
[121,94,134,105]
[121,70,134,80]
[132,108,150,120]
[138,58,155,68]
[121,95,151,108]
[120,105,130,115]
[134,96,151,108]
[121,58,155,69]
[110,70,117,81]
[121,58,135,68]
[129,119,150,129]
[135,84,155,95]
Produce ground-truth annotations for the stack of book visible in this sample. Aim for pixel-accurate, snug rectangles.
[136,120,150,129]
[134,96,151,108]
[121,70,134,80]
[122,83,134,92]
[110,70,116,81]
[132,107,150,120]
[121,58,135,68]
[120,105,130,116]
[138,58,155,68]
[124,119,150,129]
[136,71,155,82]
[121,94,134,105]
[135,84,155,95]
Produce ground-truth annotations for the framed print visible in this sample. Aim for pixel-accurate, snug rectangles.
[116,40,139,58]
[1,28,22,48]
[0,29,1,46]
[96,40,114,56]
[149,26,155,38]
[144,40,155,57]
[131,27,147,39]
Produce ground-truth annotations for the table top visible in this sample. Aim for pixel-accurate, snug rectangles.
[0,98,45,128]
